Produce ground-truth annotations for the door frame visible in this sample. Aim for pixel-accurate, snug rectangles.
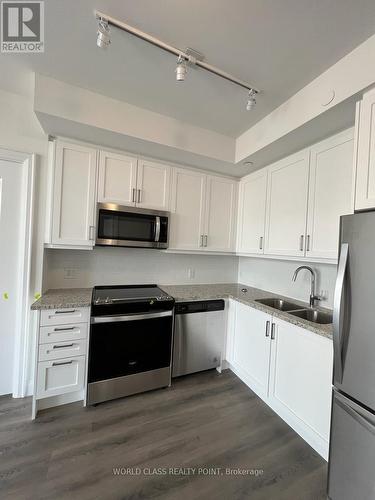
[0,148,35,397]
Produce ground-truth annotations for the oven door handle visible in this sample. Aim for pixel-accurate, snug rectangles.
[91,310,173,323]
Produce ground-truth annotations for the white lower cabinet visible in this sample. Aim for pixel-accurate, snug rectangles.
[231,302,272,399]
[36,356,86,398]
[228,301,333,459]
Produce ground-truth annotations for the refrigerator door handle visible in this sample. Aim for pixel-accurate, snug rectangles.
[335,390,375,434]
[333,243,349,384]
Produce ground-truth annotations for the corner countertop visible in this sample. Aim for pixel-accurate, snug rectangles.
[31,283,333,340]
[31,288,92,310]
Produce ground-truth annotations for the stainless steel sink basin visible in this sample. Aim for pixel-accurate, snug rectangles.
[255,298,304,312]
[289,309,333,325]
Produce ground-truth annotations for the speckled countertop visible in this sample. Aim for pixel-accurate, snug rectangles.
[31,283,333,340]
[31,288,92,310]
[161,283,333,340]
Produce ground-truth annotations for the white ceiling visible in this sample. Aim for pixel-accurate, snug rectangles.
[1,0,375,137]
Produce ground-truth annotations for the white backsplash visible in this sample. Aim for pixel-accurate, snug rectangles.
[238,257,337,307]
[44,247,239,289]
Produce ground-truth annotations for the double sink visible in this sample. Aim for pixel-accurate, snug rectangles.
[255,298,333,325]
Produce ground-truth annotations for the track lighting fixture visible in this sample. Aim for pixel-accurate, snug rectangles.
[94,11,261,107]
[97,18,111,49]
[246,89,257,111]
[175,56,187,82]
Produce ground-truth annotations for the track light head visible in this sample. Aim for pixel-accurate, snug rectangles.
[175,56,187,82]
[246,89,257,111]
[97,18,111,49]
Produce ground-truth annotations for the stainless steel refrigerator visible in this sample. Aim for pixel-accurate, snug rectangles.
[328,211,375,500]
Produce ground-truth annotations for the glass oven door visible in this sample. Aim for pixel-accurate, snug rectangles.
[88,311,173,383]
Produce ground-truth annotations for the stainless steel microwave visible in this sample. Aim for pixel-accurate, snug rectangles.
[96,203,169,249]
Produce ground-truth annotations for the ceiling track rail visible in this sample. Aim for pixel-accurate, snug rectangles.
[95,10,260,94]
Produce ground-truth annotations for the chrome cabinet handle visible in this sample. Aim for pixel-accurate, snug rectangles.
[271,323,276,340]
[52,360,73,366]
[299,235,304,252]
[55,310,76,314]
[137,189,141,203]
[200,235,204,247]
[53,326,76,332]
[132,188,136,203]
[265,320,270,337]
[204,235,208,247]
[53,343,74,349]
[89,225,95,241]
[259,236,264,250]
[306,235,310,251]
[333,243,349,384]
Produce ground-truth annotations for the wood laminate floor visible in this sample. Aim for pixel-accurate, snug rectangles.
[0,370,327,500]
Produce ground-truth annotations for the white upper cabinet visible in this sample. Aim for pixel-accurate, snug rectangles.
[51,140,97,247]
[307,129,355,259]
[169,168,206,250]
[98,150,137,206]
[136,159,171,211]
[355,88,375,210]
[265,150,310,257]
[204,175,237,252]
[237,169,268,254]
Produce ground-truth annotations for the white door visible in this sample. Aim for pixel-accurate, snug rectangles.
[136,159,171,211]
[52,141,97,247]
[98,150,137,206]
[232,302,272,399]
[0,160,23,395]
[237,169,268,254]
[169,168,206,250]
[265,150,310,257]
[355,88,375,210]
[269,319,333,454]
[307,129,355,259]
[204,175,237,252]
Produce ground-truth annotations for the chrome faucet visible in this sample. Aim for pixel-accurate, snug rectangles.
[292,266,321,308]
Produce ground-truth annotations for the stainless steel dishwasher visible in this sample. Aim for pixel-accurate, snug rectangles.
[172,300,225,377]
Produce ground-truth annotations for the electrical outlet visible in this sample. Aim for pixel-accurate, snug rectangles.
[187,268,195,280]
[64,268,79,280]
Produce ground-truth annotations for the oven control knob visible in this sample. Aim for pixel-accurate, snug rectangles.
[104,297,111,304]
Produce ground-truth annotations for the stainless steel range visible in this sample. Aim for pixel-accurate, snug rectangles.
[87,285,175,405]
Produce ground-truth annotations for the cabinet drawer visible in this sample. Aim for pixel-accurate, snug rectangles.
[38,339,87,362]
[36,356,86,398]
[39,323,88,344]
[40,307,90,326]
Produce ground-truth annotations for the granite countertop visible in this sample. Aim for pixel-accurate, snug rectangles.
[161,283,333,340]
[31,283,333,340]
[31,288,92,310]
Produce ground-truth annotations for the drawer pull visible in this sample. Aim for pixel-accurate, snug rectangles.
[54,310,76,314]
[52,360,73,366]
[53,343,74,349]
[53,327,76,332]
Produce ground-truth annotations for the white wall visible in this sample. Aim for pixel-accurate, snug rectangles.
[44,248,239,289]
[238,257,337,307]
[0,85,49,395]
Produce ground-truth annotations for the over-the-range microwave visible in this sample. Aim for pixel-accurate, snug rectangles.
[96,203,169,249]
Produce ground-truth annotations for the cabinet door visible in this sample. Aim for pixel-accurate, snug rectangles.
[204,175,237,252]
[136,159,171,211]
[269,319,333,458]
[355,88,375,210]
[98,150,137,206]
[265,150,310,257]
[169,168,206,250]
[307,129,354,259]
[232,302,272,399]
[36,356,86,398]
[237,170,268,254]
[52,141,97,247]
